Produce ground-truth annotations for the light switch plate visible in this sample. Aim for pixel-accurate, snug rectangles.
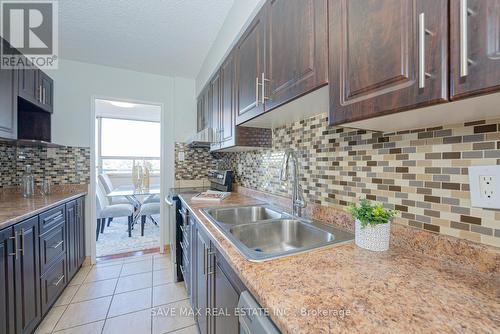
[468,165,500,209]
[178,151,185,162]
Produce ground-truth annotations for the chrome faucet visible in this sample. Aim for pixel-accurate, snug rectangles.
[279,149,306,217]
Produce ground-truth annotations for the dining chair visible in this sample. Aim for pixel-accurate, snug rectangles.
[96,182,135,239]
[137,202,160,236]
[99,174,134,206]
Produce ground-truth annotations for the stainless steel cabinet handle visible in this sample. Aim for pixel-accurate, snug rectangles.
[255,77,260,107]
[418,13,432,89]
[50,240,64,249]
[52,274,65,287]
[43,87,46,104]
[203,247,207,275]
[8,232,18,259]
[38,86,42,102]
[207,250,215,275]
[460,0,474,77]
[261,72,270,104]
[20,229,25,256]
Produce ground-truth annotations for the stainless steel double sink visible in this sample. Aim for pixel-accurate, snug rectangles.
[201,205,354,262]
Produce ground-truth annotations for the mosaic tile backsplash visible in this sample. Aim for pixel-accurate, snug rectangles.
[219,114,500,248]
[175,142,215,180]
[0,143,90,187]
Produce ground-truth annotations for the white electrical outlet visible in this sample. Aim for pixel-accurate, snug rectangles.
[479,176,495,199]
[469,166,500,209]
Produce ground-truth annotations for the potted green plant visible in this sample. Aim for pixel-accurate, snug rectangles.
[347,199,397,251]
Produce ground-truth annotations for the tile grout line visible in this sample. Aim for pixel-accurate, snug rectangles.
[151,264,154,334]
[101,263,123,334]
[49,263,92,334]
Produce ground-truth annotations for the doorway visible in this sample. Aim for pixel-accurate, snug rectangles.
[91,98,164,259]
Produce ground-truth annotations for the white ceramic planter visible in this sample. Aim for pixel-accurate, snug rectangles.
[355,219,390,251]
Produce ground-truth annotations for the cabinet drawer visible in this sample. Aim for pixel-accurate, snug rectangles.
[40,254,67,315]
[39,223,66,274]
[39,205,65,234]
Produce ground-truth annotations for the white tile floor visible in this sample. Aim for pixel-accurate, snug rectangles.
[35,253,198,334]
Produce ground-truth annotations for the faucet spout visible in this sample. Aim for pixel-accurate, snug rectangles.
[279,149,306,217]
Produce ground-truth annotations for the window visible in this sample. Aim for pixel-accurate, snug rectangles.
[97,117,160,174]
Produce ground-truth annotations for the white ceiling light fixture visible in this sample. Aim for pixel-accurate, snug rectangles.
[108,101,136,108]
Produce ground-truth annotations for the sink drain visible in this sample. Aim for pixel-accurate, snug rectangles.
[254,248,263,252]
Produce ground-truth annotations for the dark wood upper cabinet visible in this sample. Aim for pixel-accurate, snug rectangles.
[14,216,41,334]
[265,0,328,110]
[18,65,54,114]
[450,0,500,100]
[18,67,39,106]
[220,55,235,147]
[0,228,15,334]
[328,0,448,125]
[38,71,54,113]
[0,66,17,140]
[235,8,266,125]
[210,72,221,151]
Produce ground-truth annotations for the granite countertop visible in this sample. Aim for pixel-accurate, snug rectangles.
[0,184,88,230]
[180,193,500,334]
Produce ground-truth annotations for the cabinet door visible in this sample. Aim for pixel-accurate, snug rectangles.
[197,97,204,132]
[18,67,39,105]
[328,0,448,125]
[66,200,78,279]
[220,55,235,148]
[235,9,266,125]
[195,226,210,334]
[14,217,41,334]
[202,87,210,130]
[38,71,54,113]
[214,260,239,334]
[189,217,197,308]
[450,0,500,99]
[0,66,17,139]
[76,197,86,268]
[266,0,328,110]
[210,72,221,151]
[0,228,15,334]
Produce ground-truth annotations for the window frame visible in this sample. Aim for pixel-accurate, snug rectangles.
[96,117,161,174]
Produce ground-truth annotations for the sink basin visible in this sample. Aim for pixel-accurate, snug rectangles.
[230,219,335,253]
[203,206,286,226]
[202,205,354,262]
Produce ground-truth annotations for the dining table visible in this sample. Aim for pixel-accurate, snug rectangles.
[106,184,160,222]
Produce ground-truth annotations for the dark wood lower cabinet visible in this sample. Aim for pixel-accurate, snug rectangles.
[195,225,211,334]
[189,218,248,334]
[14,216,41,334]
[214,254,240,333]
[0,195,86,334]
[0,228,15,334]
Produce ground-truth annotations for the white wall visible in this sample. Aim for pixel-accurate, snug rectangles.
[195,0,265,94]
[47,59,196,147]
[45,59,196,258]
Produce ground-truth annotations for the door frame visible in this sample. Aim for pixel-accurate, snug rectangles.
[89,96,167,264]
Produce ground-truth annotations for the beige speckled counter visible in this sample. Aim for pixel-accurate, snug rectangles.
[0,184,88,230]
[180,193,500,334]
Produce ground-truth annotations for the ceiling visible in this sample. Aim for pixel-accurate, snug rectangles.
[59,0,234,78]
[95,99,161,122]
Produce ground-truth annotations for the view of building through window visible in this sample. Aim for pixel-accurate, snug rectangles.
[96,117,160,173]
